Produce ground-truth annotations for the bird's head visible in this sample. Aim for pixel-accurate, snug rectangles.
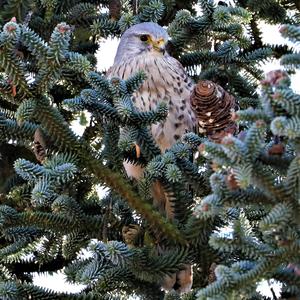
[114,22,169,64]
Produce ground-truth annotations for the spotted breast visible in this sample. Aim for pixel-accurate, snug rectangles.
[107,53,196,155]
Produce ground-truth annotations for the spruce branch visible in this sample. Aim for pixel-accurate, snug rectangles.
[32,99,186,245]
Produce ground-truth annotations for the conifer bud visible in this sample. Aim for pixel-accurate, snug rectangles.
[202,202,210,212]
[264,69,290,87]
[208,263,217,283]
[230,110,239,122]
[255,120,265,128]
[198,143,206,154]
[56,23,71,34]
[268,143,285,155]
[3,19,20,37]
[226,171,239,190]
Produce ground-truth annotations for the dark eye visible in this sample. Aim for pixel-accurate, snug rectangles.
[140,35,148,42]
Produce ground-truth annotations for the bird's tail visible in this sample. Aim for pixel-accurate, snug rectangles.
[151,180,193,294]
[151,180,174,220]
[161,264,193,294]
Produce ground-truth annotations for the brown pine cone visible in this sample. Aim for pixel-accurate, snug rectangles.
[191,80,239,142]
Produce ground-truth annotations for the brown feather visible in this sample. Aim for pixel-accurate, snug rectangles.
[151,180,174,220]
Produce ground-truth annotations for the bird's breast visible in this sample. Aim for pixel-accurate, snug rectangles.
[108,55,196,151]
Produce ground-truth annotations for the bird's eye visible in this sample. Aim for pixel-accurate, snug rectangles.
[140,35,149,42]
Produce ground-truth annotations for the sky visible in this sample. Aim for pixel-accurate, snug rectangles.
[32,13,298,300]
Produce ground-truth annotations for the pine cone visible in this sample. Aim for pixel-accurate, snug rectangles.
[109,0,121,20]
[191,80,239,142]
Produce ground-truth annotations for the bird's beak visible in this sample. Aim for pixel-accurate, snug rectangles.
[151,37,166,54]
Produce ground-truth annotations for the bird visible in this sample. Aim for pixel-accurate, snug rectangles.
[107,22,196,293]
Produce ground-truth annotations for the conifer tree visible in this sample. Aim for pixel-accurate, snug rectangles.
[0,0,299,299]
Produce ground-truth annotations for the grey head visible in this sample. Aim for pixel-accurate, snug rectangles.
[114,22,169,64]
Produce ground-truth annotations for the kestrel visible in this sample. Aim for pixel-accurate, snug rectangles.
[107,22,196,293]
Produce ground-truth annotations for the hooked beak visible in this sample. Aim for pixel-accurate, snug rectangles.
[150,37,166,54]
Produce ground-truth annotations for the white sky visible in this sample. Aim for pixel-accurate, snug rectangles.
[33,18,299,298]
